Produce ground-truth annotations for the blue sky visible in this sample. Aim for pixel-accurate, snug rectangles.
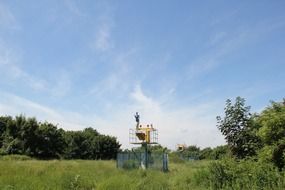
[0,0,284,149]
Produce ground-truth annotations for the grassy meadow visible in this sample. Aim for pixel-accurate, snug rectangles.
[0,156,209,190]
[1,155,285,190]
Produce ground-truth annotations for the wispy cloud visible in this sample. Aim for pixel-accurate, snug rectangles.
[0,42,72,97]
[0,92,90,131]
[208,31,227,47]
[94,22,113,52]
[0,42,47,91]
[187,18,285,80]
[187,31,247,79]
[0,2,19,29]
[50,71,72,98]
[88,48,137,102]
[90,3,114,52]
[210,8,240,27]
[0,3,46,91]
[0,92,62,121]
[63,0,84,17]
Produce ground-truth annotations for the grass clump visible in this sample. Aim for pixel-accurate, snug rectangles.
[0,154,33,161]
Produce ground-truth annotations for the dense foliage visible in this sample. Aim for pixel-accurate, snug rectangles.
[216,97,261,158]
[256,100,285,170]
[216,97,285,169]
[189,97,285,190]
[171,145,230,162]
[195,158,285,190]
[0,115,121,159]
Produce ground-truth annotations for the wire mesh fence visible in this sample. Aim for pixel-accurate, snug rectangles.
[117,151,168,172]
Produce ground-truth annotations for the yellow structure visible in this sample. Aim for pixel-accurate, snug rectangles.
[177,144,187,151]
[130,112,158,144]
[136,124,155,143]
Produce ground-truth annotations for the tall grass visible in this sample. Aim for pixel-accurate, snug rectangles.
[0,156,284,190]
[0,157,206,190]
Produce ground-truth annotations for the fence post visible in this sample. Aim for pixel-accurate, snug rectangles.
[163,153,168,172]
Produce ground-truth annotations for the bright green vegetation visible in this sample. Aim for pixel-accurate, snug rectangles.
[0,116,120,160]
[1,97,284,190]
[196,159,285,190]
[0,158,209,190]
[216,98,285,170]
[0,157,284,190]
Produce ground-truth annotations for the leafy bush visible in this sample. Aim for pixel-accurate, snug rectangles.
[194,159,285,190]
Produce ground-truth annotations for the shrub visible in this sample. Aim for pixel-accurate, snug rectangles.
[194,159,285,190]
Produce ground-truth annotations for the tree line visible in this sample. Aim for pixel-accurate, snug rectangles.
[173,145,230,161]
[0,115,121,159]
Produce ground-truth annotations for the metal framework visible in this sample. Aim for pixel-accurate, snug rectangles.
[129,127,158,144]
[125,112,165,170]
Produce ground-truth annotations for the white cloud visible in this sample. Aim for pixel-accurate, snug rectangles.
[88,84,225,150]
[130,85,161,117]
[0,84,225,150]
[128,85,225,149]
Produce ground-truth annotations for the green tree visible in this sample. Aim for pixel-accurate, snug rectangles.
[256,100,285,169]
[63,128,120,159]
[2,115,26,154]
[35,122,66,158]
[217,97,261,158]
[0,116,12,149]
[20,117,39,156]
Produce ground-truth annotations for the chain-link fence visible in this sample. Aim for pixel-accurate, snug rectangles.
[117,151,168,172]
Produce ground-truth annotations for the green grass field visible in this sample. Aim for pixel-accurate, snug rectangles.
[0,158,209,190]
